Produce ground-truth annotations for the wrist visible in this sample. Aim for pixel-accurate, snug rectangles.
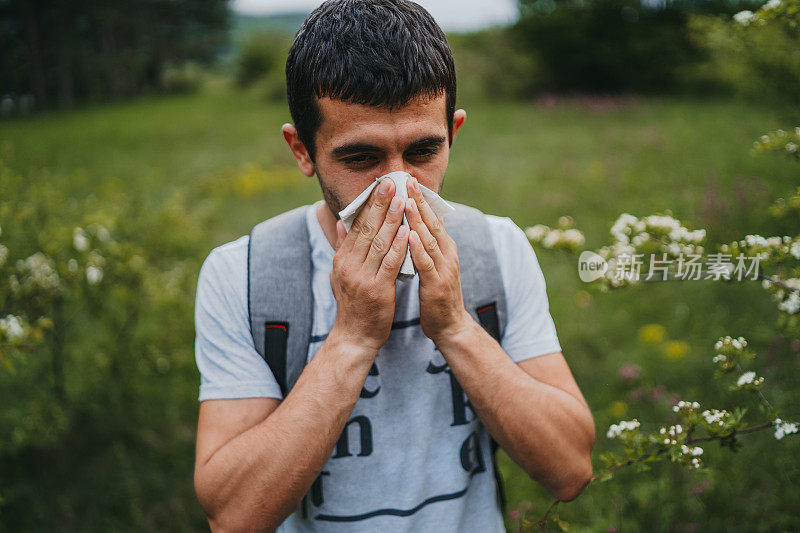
[327,323,381,361]
[430,309,479,349]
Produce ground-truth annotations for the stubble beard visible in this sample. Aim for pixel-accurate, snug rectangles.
[315,167,345,221]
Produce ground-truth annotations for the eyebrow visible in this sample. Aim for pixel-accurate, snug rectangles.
[331,135,447,158]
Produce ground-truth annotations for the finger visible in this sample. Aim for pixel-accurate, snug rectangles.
[376,223,410,284]
[408,229,438,281]
[364,195,406,275]
[350,178,395,261]
[334,219,347,251]
[405,187,446,268]
[406,177,454,256]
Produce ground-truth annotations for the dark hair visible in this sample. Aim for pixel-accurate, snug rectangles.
[286,0,457,163]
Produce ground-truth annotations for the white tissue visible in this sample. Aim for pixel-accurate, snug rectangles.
[338,171,456,281]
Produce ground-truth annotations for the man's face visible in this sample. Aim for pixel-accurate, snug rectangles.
[311,93,452,218]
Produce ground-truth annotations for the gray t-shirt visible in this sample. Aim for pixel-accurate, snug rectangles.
[194,200,562,532]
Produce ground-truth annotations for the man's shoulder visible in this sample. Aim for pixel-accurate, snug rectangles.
[479,212,542,278]
[481,212,527,252]
[483,212,519,233]
[446,201,521,241]
[204,234,249,265]
[198,235,250,289]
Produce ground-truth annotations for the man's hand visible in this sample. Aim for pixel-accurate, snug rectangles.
[330,178,409,353]
[404,176,472,344]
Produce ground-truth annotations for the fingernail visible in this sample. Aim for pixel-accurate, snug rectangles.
[412,177,420,193]
[389,196,402,212]
[378,179,391,195]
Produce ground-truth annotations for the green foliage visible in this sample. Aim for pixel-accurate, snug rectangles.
[235,31,291,98]
[449,28,541,102]
[511,0,730,94]
[0,0,230,111]
[688,0,800,104]
[0,154,209,528]
[508,125,800,530]
[161,62,205,95]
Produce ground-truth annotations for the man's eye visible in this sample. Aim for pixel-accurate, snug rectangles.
[342,154,376,165]
[408,148,438,159]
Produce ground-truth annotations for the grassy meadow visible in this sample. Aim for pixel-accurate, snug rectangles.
[1,87,799,530]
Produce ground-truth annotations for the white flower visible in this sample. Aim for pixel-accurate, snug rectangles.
[734,10,756,25]
[764,0,781,9]
[774,418,798,440]
[737,371,756,386]
[0,314,25,340]
[86,266,103,285]
[610,213,638,243]
[790,242,800,260]
[542,230,561,249]
[73,227,89,252]
[95,225,111,242]
[16,252,61,291]
[744,234,768,247]
[786,142,798,153]
[778,291,800,315]
[606,419,640,439]
[563,229,585,247]
[525,224,549,242]
[702,409,729,425]
[0,243,7,267]
[673,400,700,412]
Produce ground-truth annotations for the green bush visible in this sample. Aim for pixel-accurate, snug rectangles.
[0,155,208,529]
[160,62,204,94]
[511,0,714,94]
[449,28,541,103]
[688,0,800,104]
[235,31,291,88]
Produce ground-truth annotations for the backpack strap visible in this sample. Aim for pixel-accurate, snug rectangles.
[442,201,508,341]
[443,201,509,515]
[247,204,314,397]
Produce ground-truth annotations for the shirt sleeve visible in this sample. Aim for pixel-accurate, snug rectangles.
[488,215,562,362]
[194,238,284,401]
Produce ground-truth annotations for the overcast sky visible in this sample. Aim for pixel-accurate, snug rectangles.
[232,0,520,32]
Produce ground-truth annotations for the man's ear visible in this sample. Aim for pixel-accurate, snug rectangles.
[452,109,467,141]
[281,123,315,177]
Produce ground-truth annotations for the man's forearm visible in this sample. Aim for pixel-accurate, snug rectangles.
[195,329,376,531]
[434,318,594,502]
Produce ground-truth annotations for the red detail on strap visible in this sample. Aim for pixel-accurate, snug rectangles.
[476,303,495,313]
[265,324,287,332]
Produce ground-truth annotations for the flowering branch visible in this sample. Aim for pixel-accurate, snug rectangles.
[509,125,800,531]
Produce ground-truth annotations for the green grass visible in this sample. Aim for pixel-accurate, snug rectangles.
[1,88,798,531]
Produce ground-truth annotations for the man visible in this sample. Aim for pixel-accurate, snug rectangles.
[192,0,595,531]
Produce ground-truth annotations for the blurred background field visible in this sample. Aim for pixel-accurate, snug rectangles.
[1,0,799,530]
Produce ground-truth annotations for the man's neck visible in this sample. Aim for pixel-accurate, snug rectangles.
[316,201,339,251]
